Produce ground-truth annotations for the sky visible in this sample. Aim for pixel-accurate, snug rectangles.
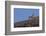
[14,8,39,22]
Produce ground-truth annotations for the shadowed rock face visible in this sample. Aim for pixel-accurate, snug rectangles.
[14,16,39,28]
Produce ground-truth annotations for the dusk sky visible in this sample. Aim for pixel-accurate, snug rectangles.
[14,8,39,22]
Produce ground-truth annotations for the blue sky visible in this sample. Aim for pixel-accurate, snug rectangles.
[14,8,39,22]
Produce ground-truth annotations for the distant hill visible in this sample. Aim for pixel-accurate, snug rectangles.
[14,16,39,27]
